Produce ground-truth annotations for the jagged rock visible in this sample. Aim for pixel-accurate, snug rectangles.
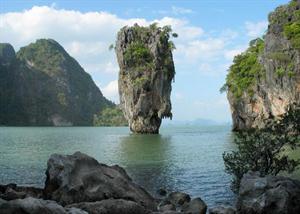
[237,171,300,214]
[44,152,157,210]
[166,191,191,206]
[158,200,176,212]
[0,197,76,214]
[0,183,43,201]
[115,24,175,133]
[209,205,236,214]
[66,199,150,214]
[181,198,207,214]
[226,1,300,131]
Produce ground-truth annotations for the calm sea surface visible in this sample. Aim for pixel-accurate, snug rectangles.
[0,125,236,207]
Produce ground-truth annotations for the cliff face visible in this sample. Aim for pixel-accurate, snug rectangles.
[115,24,175,133]
[0,39,113,126]
[226,0,300,131]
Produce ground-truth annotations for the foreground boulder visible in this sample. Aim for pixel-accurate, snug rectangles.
[66,199,150,214]
[0,183,43,201]
[0,197,87,214]
[209,205,236,214]
[237,171,300,214]
[44,152,157,210]
[158,190,207,214]
[115,24,176,133]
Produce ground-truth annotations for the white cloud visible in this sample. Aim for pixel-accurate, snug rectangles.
[100,80,119,103]
[0,5,242,121]
[245,21,268,38]
[224,46,246,61]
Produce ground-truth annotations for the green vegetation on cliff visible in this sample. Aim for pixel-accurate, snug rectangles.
[93,106,128,126]
[221,38,265,98]
[121,23,177,87]
[0,40,114,126]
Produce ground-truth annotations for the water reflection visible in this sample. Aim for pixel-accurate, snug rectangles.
[119,134,177,196]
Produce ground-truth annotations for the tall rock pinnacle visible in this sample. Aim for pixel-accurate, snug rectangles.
[115,24,176,133]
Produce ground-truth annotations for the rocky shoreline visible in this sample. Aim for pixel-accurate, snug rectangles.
[1,152,300,214]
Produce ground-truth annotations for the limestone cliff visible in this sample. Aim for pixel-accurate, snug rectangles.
[224,0,300,131]
[0,39,113,126]
[115,24,176,133]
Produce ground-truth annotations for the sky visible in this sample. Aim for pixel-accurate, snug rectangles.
[0,0,290,123]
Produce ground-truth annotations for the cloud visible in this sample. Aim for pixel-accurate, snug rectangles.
[0,5,243,121]
[100,80,119,103]
[245,21,268,38]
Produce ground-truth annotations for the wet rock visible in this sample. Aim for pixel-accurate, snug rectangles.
[166,191,191,206]
[237,171,300,214]
[160,204,176,212]
[115,24,175,133]
[44,151,157,210]
[181,197,207,214]
[67,199,150,214]
[0,197,67,214]
[0,183,43,200]
[209,205,236,214]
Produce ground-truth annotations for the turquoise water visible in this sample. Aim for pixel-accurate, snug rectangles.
[0,125,236,207]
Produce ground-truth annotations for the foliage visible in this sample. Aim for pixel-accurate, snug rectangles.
[17,39,66,76]
[93,106,128,126]
[223,107,300,191]
[123,24,177,84]
[124,41,154,68]
[132,76,149,87]
[221,38,265,98]
[275,67,285,77]
[283,1,300,49]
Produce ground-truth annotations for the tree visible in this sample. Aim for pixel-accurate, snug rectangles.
[223,106,300,191]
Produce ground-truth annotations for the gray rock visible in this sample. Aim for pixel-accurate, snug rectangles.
[115,24,175,133]
[181,197,207,214]
[0,197,67,214]
[166,191,191,206]
[209,205,236,214]
[0,183,43,200]
[67,199,151,214]
[159,203,176,212]
[227,0,300,131]
[65,207,88,214]
[44,151,157,210]
[237,171,300,214]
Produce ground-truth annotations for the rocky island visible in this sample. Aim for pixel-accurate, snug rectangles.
[115,24,176,134]
[223,0,300,131]
[0,39,127,126]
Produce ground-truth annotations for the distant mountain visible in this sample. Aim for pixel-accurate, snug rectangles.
[0,39,114,126]
[162,118,230,126]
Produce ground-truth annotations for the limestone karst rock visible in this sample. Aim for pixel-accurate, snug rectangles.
[115,24,176,133]
[224,0,300,131]
[0,39,114,126]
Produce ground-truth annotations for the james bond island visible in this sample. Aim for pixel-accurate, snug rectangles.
[115,24,176,134]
